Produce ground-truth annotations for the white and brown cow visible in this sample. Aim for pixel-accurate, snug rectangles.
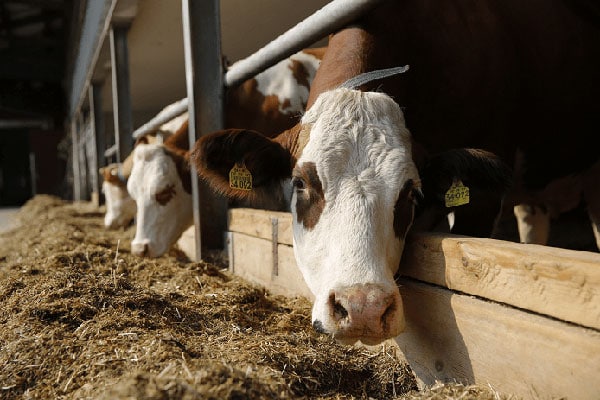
[100,112,188,229]
[126,48,324,257]
[191,0,599,345]
[192,87,510,344]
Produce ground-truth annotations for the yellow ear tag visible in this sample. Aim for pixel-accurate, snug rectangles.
[445,179,470,207]
[229,163,253,191]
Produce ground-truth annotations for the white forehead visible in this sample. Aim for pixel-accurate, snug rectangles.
[129,144,179,194]
[298,88,417,197]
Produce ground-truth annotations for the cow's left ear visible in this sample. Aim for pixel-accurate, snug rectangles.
[416,148,513,236]
[190,128,293,201]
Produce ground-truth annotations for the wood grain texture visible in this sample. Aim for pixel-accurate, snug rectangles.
[396,278,600,399]
[226,208,600,399]
[228,208,293,245]
[401,232,600,329]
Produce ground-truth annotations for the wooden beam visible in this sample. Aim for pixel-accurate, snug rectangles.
[228,208,293,245]
[225,208,600,399]
[227,208,600,330]
[227,231,313,300]
[396,278,600,399]
[401,232,600,330]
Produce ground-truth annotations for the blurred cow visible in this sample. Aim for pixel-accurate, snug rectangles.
[100,112,188,229]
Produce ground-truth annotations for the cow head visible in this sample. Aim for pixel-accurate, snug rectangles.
[127,143,193,257]
[193,88,421,344]
[193,87,512,344]
[288,89,422,344]
[100,164,136,229]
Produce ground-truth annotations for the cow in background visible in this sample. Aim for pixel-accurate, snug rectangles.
[500,157,600,251]
[191,0,600,345]
[126,48,325,257]
[100,112,188,229]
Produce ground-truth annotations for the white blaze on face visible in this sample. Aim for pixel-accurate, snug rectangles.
[102,180,136,229]
[127,144,193,257]
[253,51,321,115]
[291,88,420,344]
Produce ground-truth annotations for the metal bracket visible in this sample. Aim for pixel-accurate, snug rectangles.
[226,231,234,273]
[271,217,279,277]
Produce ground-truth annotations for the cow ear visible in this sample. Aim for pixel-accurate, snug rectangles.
[135,136,149,146]
[191,128,293,200]
[416,148,513,237]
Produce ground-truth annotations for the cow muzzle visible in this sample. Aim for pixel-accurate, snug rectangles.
[131,238,153,257]
[312,283,405,345]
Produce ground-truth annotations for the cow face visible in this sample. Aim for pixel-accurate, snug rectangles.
[290,89,420,344]
[127,144,193,257]
[193,88,421,345]
[100,164,136,229]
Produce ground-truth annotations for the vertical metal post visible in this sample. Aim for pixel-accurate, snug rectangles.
[109,23,133,164]
[89,82,105,206]
[29,152,37,197]
[71,115,81,201]
[77,112,89,200]
[182,0,228,259]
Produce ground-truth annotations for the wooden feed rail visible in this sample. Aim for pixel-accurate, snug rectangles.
[221,207,600,400]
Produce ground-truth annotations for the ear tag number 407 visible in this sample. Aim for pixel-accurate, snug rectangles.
[445,179,470,207]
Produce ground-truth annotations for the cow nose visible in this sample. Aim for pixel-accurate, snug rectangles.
[131,240,151,257]
[324,284,405,344]
[106,219,120,230]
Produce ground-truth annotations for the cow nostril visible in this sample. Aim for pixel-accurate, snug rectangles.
[380,300,396,331]
[333,300,348,320]
[329,292,349,322]
[312,320,326,334]
[142,244,149,257]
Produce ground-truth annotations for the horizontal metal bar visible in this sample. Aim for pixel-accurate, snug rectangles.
[0,119,53,130]
[132,97,188,138]
[224,0,384,88]
[131,0,381,139]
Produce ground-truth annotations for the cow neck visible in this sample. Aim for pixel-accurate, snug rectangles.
[306,27,374,109]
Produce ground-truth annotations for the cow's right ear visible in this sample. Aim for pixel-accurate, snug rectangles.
[191,128,293,201]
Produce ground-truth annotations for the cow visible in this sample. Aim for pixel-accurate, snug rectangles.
[99,112,188,229]
[126,48,325,257]
[502,157,600,251]
[190,0,600,345]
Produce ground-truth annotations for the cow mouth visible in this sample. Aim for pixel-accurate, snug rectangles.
[334,332,393,346]
[312,319,396,346]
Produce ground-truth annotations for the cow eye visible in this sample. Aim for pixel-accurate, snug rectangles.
[292,177,305,191]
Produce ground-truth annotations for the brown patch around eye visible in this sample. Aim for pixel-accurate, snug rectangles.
[294,162,325,230]
[394,179,417,239]
[155,184,176,205]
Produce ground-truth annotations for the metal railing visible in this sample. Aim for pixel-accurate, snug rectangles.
[131,0,383,141]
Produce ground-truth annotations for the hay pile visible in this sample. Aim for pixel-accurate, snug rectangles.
[0,195,514,399]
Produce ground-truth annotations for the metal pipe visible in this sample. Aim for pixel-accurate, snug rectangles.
[132,97,188,139]
[133,0,383,140]
[182,0,228,257]
[29,152,36,197]
[0,119,52,130]
[89,83,103,206]
[71,115,81,201]
[109,23,133,163]
[224,0,384,88]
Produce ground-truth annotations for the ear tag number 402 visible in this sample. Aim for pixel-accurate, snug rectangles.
[229,163,253,191]
[445,179,469,207]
